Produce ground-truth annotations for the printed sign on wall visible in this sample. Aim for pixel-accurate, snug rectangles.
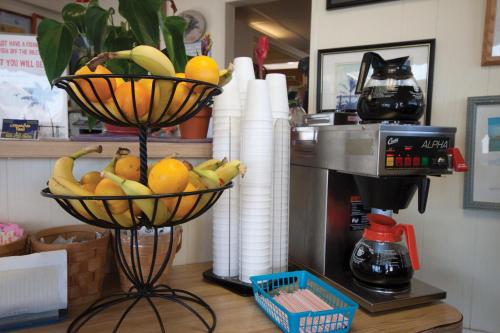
[0,33,68,139]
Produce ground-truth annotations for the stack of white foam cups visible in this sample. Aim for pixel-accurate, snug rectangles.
[212,77,241,277]
[266,74,290,273]
[233,57,255,110]
[239,79,274,283]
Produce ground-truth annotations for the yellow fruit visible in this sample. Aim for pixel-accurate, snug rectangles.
[185,56,219,86]
[163,182,198,218]
[148,158,189,194]
[116,77,126,87]
[80,171,103,186]
[138,78,162,122]
[175,73,186,79]
[168,82,199,118]
[75,65,116,102]
[115,155,141,182]
[94,178,128,214]
[81,182,97,193]
[115,81,151,122]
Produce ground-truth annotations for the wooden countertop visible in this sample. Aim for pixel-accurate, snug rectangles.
[19,262,462,333]
[0,140,212,159]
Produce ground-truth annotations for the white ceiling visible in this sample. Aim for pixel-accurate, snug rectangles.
[235,0,311,62]
[236,0,311,53]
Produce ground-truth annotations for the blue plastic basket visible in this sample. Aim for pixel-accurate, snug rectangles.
[250,271,358,333]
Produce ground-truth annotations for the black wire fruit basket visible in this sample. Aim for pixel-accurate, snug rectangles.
[54,74,221,128]
[42,75,228,333]
[41,184,231,229]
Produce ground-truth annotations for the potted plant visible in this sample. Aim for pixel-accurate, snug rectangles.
[36,0,188,135]
[179,33,213,139]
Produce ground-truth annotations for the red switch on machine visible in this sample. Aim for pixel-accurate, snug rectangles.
[448,148,468,172]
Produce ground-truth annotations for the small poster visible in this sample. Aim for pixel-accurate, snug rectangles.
[0,33,68,139]
[1,119,38,139]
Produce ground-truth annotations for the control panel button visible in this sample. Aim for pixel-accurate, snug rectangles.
[404,157,412,167]
[437,156,448,167]
[421,156,429,167]
[395,157,403,167]
[386,156,394,167]
[412,156,420,167]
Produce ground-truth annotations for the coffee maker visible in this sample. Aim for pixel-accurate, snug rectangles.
[289,114,467,312]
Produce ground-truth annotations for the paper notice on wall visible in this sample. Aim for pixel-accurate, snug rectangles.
[0,33,68,139]
[185,41,202,57]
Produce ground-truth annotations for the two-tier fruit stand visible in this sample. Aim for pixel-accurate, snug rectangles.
[42,74,228,332]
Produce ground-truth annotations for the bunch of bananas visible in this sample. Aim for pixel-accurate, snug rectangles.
[48,146,245,227]
[70,45,232,125]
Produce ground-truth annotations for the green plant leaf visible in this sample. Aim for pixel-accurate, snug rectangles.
[85,5,109,54]
[118,0,162,46]
[37,19,74,84]
[87,115,98,131]
[62,3,86,34]
[104,25,135,51]
[160,14,187,73]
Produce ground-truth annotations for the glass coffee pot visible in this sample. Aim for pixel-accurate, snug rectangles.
[355,52,425,123]
[350,214,420,288]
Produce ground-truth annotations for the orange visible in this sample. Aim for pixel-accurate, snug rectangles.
[115,81,151,122]
[115,155,141,182]
[169,82,199,118]
[148,158,189,194]
[81,182,97,193]
[162,182,199,218]
[75,65,116,102]
[80,171,103,186]
[185,56,219,86]
[94,178,128,214]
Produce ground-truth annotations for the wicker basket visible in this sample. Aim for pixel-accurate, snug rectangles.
[117,226,182,292]
[30,225,110,308]
[0,235,28,257]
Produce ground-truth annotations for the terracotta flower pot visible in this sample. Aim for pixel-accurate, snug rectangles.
[179,106,212,139]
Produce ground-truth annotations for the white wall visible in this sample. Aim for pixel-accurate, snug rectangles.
[1,0,61,21]
[309,0,500,332]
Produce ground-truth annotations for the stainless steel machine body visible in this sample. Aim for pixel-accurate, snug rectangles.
[290,121,456,312]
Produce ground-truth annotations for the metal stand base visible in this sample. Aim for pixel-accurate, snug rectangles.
[67,228,216,332]
[68,285,216,333]
[203,269,253,297]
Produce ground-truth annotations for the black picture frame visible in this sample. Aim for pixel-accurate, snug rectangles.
[326,0,399,10]
[317,39,435,125]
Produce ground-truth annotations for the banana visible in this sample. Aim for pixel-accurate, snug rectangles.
[193,160,245,188]
[215,160,246,185]
[88,45,176,124]
[51,176,133,227]
[103,147,130,174]
[218,63,234,87]
[188,171,206,190]
[192,168,222,189]
[195,158,227,171]
[50,145,102,184]
[102,171,170,226]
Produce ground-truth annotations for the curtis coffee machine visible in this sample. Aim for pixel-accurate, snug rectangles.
[289,52,468,312]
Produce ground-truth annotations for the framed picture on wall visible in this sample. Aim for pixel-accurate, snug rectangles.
[0,9,32,34]
[326,0,399,10]
[482,0,500,65]
[31,14,44,34]
[464,96,500,210]
[317,39,435,125]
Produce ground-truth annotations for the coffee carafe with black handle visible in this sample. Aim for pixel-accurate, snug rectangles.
[355,52,425,123]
